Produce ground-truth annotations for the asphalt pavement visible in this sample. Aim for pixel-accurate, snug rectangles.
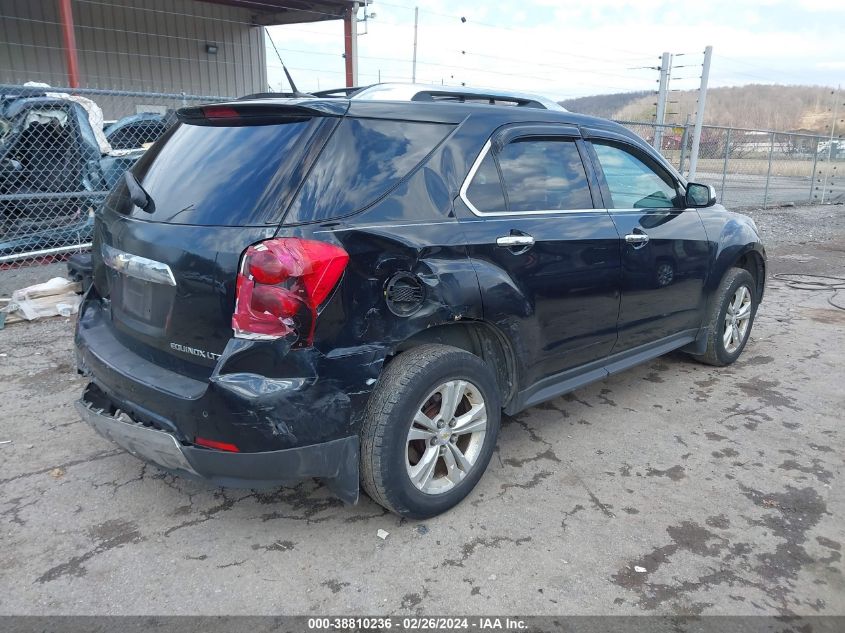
[0,204,843,616]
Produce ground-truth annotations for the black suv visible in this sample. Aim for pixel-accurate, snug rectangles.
[75,84,766,518]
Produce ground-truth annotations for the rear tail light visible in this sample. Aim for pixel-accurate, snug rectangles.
[232,238,349,344]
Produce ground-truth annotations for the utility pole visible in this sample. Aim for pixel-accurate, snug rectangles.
[343,2,360,87]
[412,6,419,83]
[351,1,359,86]
[687,45,713,181]
[653,52,672,151]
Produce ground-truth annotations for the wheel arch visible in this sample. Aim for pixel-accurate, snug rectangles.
[707,244,766,303]
[732,248,766,303]
[386,320,518,409]
[685,246,765,356]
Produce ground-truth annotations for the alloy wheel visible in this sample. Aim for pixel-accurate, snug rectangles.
[405,379,488,495]
[723,284,752,354]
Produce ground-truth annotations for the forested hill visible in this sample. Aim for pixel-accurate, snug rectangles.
[560,84,838,132]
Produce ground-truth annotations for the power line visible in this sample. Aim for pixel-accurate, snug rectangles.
[717,55,817,84]
[451,50,658,81]
[372,0,652,59]
[268,42,657,85]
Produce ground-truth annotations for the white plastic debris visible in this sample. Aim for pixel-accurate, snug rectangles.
[376,529,389,540]
[6,277,81,323]
[24,82,112,153]
[634,566,647,573]
[0,440,11,445]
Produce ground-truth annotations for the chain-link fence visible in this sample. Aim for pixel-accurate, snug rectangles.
[0,0,273,271]
[1,83,842,270]
[616,121,844,208]
[0,84,227,269]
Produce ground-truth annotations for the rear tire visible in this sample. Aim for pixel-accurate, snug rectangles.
[360,344,501,519]
[691,267,757,366]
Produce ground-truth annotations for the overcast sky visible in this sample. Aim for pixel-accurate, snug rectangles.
[266,0,844,100]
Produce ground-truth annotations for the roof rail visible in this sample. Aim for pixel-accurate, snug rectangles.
[350,83,566,111]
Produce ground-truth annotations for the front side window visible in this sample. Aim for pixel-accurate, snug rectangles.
[464,137,593,213]
[592,142,678,209]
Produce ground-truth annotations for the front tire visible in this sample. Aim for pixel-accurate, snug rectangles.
[692,267,758,366]
[360,344,501,519]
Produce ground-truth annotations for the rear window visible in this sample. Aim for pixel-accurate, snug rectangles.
[284,118,454,223]
[124,119,314,225]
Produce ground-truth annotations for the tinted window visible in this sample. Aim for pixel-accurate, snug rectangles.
[592,142,678,209]
[125,120,312,225]
[465,152,506,212]
[286,118,453,223]
[497,139,592,212]
[108,122,165,150]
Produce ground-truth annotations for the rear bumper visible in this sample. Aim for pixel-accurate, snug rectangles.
[74,292,385,503]
[74,294,383,453]
[76,392,360,503]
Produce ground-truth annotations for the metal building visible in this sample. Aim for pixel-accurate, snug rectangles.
[0,0,357,112]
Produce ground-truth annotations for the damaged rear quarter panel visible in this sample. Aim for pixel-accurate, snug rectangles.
[291,128,487,419]
[208,338,381,449]
[195,131,487,451]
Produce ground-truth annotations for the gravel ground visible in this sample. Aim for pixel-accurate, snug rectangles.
[746,203,845,248]
[0,204,843,616]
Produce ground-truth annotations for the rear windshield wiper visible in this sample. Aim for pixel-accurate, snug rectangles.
[124,172,155,213]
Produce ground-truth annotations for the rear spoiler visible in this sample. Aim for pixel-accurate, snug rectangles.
[177,100,349,124]
[312,86,371,98]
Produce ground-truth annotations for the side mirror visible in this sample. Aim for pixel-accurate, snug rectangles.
[686,182,716,208]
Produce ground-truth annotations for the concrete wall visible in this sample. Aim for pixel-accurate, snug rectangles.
[0,0,267,115]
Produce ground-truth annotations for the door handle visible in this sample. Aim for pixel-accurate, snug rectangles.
[496,235,535,247]
[624,233,650,248]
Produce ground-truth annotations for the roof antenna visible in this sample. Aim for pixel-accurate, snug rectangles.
[264,26,305,96]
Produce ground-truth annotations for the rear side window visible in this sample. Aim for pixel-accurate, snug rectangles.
[464,138,593,213]
[465,152,507,212]
[499,139,592,211]
[284,118,453,223]
[123,119,314,225]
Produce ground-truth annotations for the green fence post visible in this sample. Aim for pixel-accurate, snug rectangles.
[720,127,731,204]
[809,138,820,203]
[763,132,775,208]
[679,125,690,175]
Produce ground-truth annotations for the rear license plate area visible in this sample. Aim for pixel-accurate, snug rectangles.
[121,276,155,321]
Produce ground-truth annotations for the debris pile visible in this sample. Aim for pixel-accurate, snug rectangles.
[0,277,81,328]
